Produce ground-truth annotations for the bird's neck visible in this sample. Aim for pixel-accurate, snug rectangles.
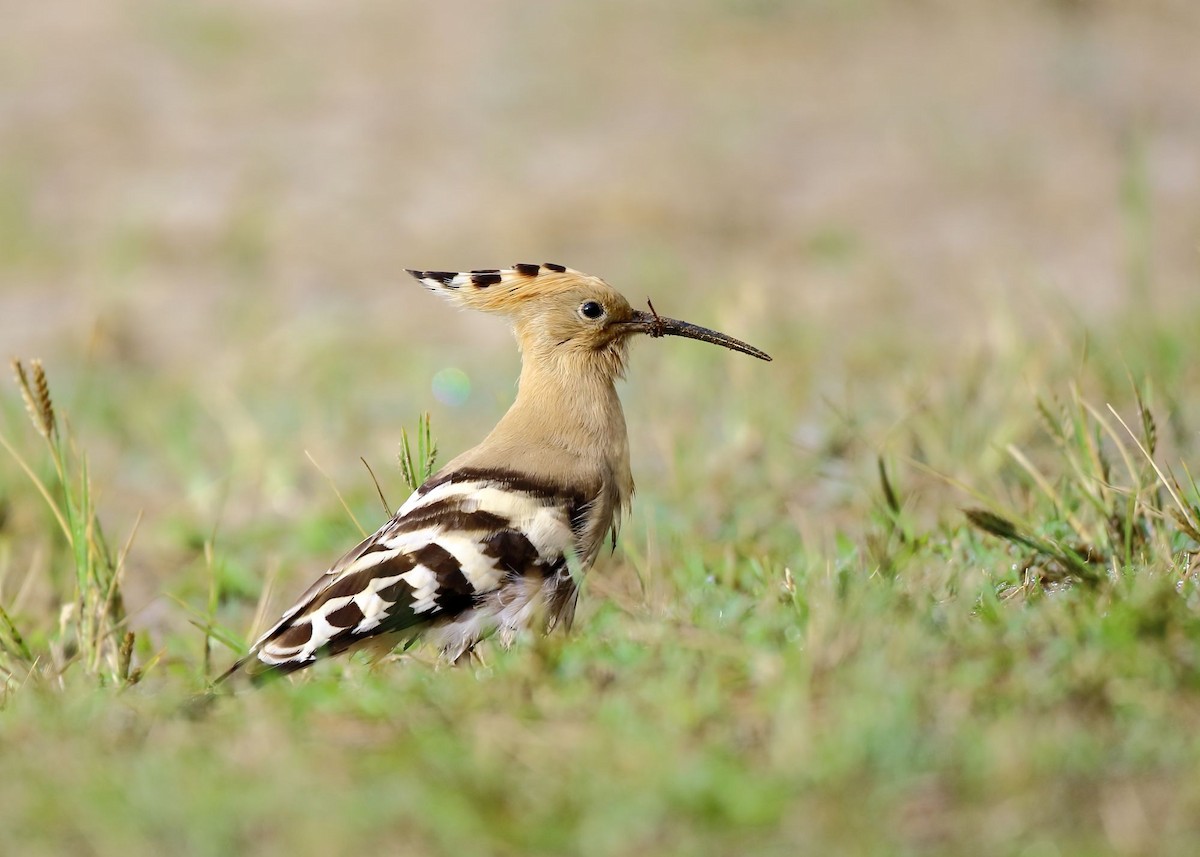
[454,349,631,496]
[506,352,629,462]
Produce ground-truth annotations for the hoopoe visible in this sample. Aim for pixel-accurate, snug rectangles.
[219,263,769,682]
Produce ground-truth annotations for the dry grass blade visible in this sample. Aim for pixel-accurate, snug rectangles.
[1079,398,1143,496]
[1005,443,1094,543]
[305,450,367,538]
[904,457,995,508]
[0,433,71,541]
[1107,403,1188,520]
[247,559,281,646]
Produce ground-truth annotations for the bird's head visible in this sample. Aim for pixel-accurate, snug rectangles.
[407,263,771,378]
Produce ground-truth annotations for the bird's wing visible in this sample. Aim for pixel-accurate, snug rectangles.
[235,468,587,676]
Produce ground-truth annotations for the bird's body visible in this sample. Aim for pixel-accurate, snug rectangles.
[220,263,769,682]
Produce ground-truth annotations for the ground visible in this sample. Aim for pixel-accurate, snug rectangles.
[1,2,1200,855]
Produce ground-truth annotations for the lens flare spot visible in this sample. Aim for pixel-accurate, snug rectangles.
[431,368,471,406]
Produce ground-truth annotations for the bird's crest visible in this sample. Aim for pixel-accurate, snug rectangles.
[406,263,607,314]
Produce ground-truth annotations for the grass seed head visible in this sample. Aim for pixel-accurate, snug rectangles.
[12,358,57,440]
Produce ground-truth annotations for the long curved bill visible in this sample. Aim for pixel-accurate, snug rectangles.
[625,307,772,361]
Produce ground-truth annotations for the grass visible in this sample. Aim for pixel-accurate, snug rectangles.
[1,302,1199,856]
[1,359,139,691]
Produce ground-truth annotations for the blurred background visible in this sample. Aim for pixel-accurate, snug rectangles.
[1,0,1198,615]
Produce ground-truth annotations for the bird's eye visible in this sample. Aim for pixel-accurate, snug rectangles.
[579,300,605,320]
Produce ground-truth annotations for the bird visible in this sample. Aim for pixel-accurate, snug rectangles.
[218,263,770,683]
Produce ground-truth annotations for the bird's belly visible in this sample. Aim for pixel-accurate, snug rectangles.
[424,571,575,662]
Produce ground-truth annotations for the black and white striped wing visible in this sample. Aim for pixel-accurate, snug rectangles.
[236,469,586,676]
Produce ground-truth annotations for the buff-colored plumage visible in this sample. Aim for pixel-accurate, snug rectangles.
[219,263,769,682]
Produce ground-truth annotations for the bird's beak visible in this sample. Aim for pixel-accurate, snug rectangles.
[624,308,772,361]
